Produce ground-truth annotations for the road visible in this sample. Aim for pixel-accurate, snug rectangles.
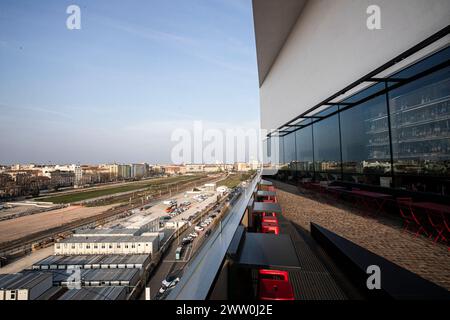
[140,200,228,300]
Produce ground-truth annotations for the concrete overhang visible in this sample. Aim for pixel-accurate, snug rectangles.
[252,0,308,86]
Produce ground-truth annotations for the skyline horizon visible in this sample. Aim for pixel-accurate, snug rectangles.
[0,0,260,164]
[1,160,261,166]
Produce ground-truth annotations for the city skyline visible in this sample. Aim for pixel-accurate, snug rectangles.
[0,0,260,164]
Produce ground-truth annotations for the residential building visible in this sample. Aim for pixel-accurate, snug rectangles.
[131,163,148,179]
[163,165,186,175]
[118,164,132,180]
[185,164,205,173]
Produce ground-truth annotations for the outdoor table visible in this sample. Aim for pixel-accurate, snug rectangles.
[325,185,346,199]
[256,190,277,202]
[412,202,450,215]
[347,190,393,216]
[235,233,300,270]
[252,202,282,214]
[256,190,277,197]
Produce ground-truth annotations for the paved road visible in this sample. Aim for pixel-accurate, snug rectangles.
[140,201,227,300]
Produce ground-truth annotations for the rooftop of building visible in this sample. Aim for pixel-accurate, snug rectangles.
[33,254,150,267]
[58,236,157,243]
[74,228,141,236]
[0,272,52,290]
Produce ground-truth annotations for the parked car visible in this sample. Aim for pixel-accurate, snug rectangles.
[162,272,181,288]
[181,239,192,246]
[205,229,212,237]
[189,232,198,238]
[195,226,204,232]
[159,278,180,294]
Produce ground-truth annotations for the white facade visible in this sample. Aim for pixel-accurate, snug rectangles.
[255,0,450,130]
[54,236,159,255]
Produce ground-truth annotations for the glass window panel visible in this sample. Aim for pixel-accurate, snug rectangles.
[314,105,339,117]
[295,125,314,172]
[342,82,386,104]
[278,136,285,167]
[283,132,296,171]
[313,114,341,175]
[390,46,450,83]
[389,66,450,193]
[263,139,269,166]
[340,96,392,185]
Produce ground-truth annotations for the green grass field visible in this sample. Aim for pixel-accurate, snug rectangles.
[39,175,204,204]
[218,171,255,189]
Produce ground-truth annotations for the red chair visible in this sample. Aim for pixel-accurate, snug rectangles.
[443,215,450,250]
[426,211,448,244]
[258,269,294,300]
[262,216,278,224]
[262,212,276,217]
[261,221,279,235]
[263,197,277,203]
[396,198,429,237]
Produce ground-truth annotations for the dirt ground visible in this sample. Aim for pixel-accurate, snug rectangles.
[0,204,115,244]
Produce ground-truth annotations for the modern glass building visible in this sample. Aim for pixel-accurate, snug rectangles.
[255,0,450,197]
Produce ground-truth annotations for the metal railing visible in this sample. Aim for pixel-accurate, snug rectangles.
[166,173,260,300]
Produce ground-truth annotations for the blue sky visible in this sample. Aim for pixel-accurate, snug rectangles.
[0,0,260,164]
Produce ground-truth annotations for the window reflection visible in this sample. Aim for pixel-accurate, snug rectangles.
[389,68,450,177]
[278,136,285,168]
[284,133,296,170]
[313,114,341,177]
[295,123,314,174]
[340,96,392,186]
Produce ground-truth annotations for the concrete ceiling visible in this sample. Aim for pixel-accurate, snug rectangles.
[252,0,308,86]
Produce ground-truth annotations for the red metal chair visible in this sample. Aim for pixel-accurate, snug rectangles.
[263,196,277,203]
[262,212,276,217]
[426,211,448,244]
[258,269,294,300]
[396,198,429,237]
[262,215,278,224]
[261,221,279,235]
[444,215,450,251]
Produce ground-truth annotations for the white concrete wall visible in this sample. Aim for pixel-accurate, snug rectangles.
[260,0,450,130]
[54,240,155,255]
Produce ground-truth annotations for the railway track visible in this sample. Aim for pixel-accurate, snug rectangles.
[0,174,226,264]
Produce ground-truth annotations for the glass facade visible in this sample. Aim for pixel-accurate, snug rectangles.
[265,46,450,196]
[389,66,450,194]
[313,113,341,180]
[340,95,392,186]
[295,122,314,175]
[283,131,296,172]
